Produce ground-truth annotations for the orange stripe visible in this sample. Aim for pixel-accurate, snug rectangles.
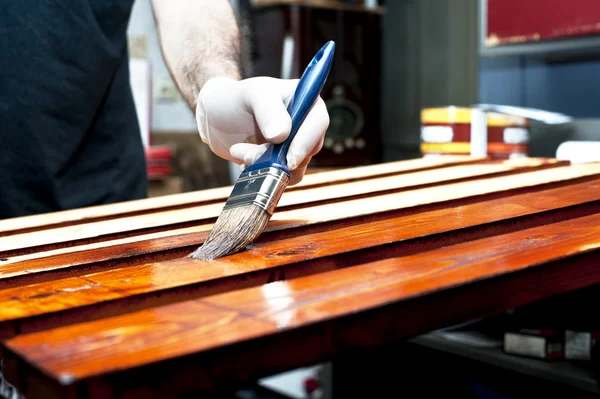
[488,143,529,153]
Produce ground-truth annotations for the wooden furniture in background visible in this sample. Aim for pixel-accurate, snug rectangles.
[251,1,383,167]
[1,156,600,397]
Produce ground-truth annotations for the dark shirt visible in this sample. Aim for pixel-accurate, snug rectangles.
[0,1,147,219]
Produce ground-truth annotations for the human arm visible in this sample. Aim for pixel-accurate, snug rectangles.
[150,0,329,185]
[150,0,242,108]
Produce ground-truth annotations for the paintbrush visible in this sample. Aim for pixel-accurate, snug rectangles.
[189,41,336,260]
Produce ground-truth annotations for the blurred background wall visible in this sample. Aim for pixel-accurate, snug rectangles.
[126,0,600,196]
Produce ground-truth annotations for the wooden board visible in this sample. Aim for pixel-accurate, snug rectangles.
[1,156,600,398]
[0,158,577,284]
[1,157,556,256]
[1,177,600,335]
[0,155,483,236]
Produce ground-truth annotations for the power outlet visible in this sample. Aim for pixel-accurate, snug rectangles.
[154,77,180,102]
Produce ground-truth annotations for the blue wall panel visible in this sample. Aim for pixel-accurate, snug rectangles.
[479,56,600,118]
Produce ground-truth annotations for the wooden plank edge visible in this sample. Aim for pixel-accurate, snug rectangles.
[0,156,489,236]
[0,159,578,257]
[4,215,600,397]
[1,189,599,345]
[1,168,599,286]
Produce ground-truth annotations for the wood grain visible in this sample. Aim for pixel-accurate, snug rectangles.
[0,159,586,258]
[0,161,593,283]
[0,178,598,340]
[5,212,600,393]
[0,156,485,236]
[0,158,537,255]
[2,157,600,398]
[0,161,596,288]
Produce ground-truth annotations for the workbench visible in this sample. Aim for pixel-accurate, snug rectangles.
[1,155,600,398]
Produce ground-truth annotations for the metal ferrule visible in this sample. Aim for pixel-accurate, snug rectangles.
[224,167,290,215]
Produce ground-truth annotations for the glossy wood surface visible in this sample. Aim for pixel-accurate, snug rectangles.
[5,212,600,389]
[0,155,484,236]
[0,158,564,257]
[0,178,599,337]
[0,159,584,258]
[0,159,585,283]
[1,157,600,398]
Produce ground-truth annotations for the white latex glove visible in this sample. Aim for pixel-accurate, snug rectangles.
[195,76,329,185]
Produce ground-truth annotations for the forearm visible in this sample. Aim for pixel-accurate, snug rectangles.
[151,0,244,109]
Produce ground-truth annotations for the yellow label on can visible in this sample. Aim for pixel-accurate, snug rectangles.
[421,142,471,154]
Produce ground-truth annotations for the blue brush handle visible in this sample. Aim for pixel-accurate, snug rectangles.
[244,41,335,175]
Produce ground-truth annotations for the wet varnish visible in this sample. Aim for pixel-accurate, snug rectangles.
[1,156,600,398]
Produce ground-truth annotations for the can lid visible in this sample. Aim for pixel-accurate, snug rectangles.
[421,107,529,127]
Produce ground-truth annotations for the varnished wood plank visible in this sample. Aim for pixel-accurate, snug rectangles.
[1,178,599,340]
[291,155,487,187]
[0,158,549,254]
[276,158,566,208]
[0,156,486,236]
[0,162,598,286]
[5,212,600,396]
[0,160,588,258]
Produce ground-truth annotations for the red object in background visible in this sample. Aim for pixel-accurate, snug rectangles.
[145,145,173,180]
[303,377,320,395]
[486,0,600,46]
[145,146,172,161]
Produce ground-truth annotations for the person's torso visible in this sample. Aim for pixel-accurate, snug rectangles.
[0,0,147,219]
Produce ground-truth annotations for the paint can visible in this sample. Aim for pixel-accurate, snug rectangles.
[420,106,530,159]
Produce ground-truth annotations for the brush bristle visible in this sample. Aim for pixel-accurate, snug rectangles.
[189,204,271,260]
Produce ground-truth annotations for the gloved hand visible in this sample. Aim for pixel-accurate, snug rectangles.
[195,76,329,185]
